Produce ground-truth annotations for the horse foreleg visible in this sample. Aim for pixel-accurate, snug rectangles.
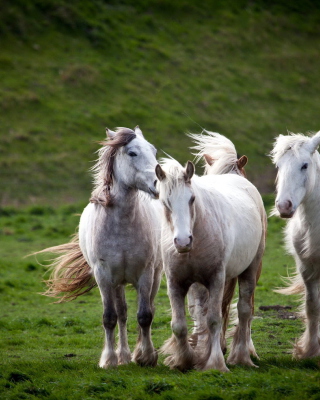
[197,271,228,372]
[161,281,195,371]
[115,285,131,365]
[294,275,320,359]
[95,269,118,368]
[132,270,158,367]
[227,268,257,367]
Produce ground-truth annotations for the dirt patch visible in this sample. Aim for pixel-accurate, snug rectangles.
[259,305,292,311]
[259,305,297,320]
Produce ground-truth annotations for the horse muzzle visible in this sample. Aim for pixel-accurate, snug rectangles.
[276,199,295,219]
[174,236,193,253]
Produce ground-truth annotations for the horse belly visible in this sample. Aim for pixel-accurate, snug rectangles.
[225,217,262,279]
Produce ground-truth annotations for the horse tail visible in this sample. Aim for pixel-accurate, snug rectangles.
[275,273,305,295]
[34,233,96,302]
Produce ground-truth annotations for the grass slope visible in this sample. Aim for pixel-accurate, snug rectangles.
[1,200,320,400]
[1,2,320,205]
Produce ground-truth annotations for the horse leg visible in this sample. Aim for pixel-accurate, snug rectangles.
[95,269,118,368]
[161,280,195,371]
[132,270,158,367]
[227,267,258,367]
[187,283,209,350]
[197,270,229,372]
[114,285,131,365]
[294,274,320,358]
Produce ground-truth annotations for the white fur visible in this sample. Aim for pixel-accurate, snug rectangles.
[271,130,320,358]
[158,157,266,371]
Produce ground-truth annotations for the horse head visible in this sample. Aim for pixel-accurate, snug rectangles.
[271,131,320,218]
[100,126,159,201]
[156,160,196,253]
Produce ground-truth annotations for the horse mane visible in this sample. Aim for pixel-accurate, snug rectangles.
[270,132,313,165]
[90,128,136,207]
[188,130,239,175]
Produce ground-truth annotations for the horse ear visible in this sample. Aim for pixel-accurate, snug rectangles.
[308,131,320,153]
[203,153,214,166]
[155,164,166,181]
[106,128,116,139]
[134,125,144,137]
[237,155,248,169]
[184,161,195,183]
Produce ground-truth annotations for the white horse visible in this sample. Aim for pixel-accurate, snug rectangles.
[186,131,250,353]
[39,126,162,368]
[271,130,320,359]
[156,154,266,372]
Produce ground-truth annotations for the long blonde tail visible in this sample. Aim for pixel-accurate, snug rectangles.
[275,273,305,295]
[34,233,96,302]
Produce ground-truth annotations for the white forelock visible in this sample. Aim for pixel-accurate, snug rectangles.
[270,132,314,165]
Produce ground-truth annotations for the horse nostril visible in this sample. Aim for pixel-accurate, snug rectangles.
[174,238,178,245]
[287,200,292,209]
[189,235,193,244]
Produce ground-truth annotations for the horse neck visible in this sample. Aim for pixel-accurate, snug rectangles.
[111,180,140,216]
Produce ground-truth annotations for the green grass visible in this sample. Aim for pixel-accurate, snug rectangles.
[1,2,320,399]
[1,200,320,400]
[1,1,320,205]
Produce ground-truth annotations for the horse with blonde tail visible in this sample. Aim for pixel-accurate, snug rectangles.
[271,130,320,359]
[156,151,266,372]
[37,126,162,368]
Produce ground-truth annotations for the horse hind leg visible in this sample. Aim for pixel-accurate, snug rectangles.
[132,271,159,367]
[114,286,131,365]
[187,283,209,351]
[95,270,118,368]
[227,265,260,367]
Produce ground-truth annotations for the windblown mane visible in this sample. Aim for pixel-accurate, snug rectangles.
[90,128,136,207]
[188,130,238,175]
[270,132,313,165]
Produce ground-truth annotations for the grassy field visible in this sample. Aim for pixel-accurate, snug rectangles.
[1,200,320,400]
[1,1,320,205]
[2,2,320,399]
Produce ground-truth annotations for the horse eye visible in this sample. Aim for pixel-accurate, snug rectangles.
[128,151,137,157]
[190,196,195,205]
[301,163,308,170]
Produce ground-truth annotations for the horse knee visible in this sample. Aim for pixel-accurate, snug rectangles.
[172,321,188,338]
[137,309,153,328]
[207,314,222,330]
[103,310,117,330]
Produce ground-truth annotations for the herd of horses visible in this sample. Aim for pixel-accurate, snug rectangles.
[39,126,320,372]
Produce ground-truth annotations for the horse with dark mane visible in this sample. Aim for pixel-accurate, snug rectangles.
[38,126,162,368]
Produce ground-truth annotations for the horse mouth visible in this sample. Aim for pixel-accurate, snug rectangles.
[176,247,192,254]
[148,188,159,199]
[279,211,294,219]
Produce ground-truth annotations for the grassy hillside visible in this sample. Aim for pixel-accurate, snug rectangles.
[1,1,320,205]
